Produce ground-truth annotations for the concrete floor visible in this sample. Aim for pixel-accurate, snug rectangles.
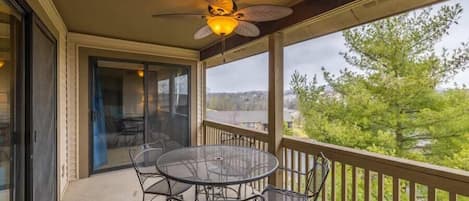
[0,189,9,201]
[62,168,196,201]
[62,168,255,201]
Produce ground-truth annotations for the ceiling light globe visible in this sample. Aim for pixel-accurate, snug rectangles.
[207,16,239,36]
[137,70,144,78]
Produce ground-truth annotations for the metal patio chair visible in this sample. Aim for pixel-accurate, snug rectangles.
[244,152,330,201]
[129,146,192,201]
[220,134,257,199]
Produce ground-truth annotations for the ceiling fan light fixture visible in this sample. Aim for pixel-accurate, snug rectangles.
[207,16,239,36]
[137,70,144,78]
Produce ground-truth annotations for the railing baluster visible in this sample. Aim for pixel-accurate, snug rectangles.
[322,173,327,201]
[291,149,295,191]
[428,186,436,201]
[210,127,213,144]
[261,174,264,190]
[213,127,216,144]
[205,127,209,144]
[449,192,456,201]
[305,153,310,195]
[204,126,207,145]
[409,181,415,201]
[298,151,302,192]
[208,127,211,144]
[364,169,370,201]
[393,177,399,201]
[313,155,318,195]
[214,128,216,144]
[202,125,206,145]
[341,163,347,201]
[284,147,288,190]
[331,160,336,201]
[352,166,357,201]
[212,127,215,144]
[378,173,383,201]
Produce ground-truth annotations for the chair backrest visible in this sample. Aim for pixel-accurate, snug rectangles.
[129,147,164,186]
[221,134,255,147]
[305,152,330,201]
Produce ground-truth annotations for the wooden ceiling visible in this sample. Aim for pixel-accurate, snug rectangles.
[52,0,443,59]
[51,0,298,50]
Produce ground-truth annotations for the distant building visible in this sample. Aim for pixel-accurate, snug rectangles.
[207,109,298,131]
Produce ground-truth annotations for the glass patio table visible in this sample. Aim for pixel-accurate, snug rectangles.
[156,145,279,199]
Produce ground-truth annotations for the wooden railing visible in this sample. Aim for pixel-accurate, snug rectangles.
[202,120,469,201]
[203,120,270,190]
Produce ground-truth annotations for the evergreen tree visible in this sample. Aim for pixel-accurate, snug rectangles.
[291,3,469,170]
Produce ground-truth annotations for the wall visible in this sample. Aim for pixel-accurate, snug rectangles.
[69,33,199,178]
[22,0,201,198]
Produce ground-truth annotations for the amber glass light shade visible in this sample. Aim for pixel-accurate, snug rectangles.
[137,70,144,77]
[207,16,239,36]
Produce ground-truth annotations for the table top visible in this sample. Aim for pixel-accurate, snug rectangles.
[156,145,279,186]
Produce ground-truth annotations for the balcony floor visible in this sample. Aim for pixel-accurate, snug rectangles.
[62,168,255,201]
[62,168,197,201]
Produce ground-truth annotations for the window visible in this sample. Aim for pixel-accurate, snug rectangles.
[206,52,268,131]
[284,0,469,173]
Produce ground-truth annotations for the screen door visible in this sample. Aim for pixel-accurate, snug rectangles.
[30,16,57,201]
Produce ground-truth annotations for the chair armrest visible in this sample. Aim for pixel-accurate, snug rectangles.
[278,167,307,175]
[262,185,309,198]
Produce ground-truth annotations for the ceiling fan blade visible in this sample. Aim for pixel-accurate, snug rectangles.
[235,5,293,22]
[194,25,213,40]
[206,0,235,12]
[235,21,260,37]
[152,13,206,19]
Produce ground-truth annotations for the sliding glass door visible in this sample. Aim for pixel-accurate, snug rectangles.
[146,64,190,147]
[90,58,190,172]
[0,1,21,200]
[91,60,145,171]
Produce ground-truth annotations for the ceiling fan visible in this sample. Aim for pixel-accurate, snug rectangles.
[152,0,293,40]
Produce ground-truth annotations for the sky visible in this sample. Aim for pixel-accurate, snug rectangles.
[206,0,469,93]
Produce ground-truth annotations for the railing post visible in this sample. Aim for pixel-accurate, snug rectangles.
[268,32,284,187]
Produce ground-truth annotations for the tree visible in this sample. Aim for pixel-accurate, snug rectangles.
[291,3,469,170]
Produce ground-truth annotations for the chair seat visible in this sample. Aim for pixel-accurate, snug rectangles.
[145,178,192,196]
[261,185,308,201]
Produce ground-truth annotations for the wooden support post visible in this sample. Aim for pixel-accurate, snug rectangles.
[198,61,207,145]
[169,73,176,115]
[268,32,284,187]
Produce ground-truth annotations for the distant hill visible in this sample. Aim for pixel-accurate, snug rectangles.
[206,90,298,111]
